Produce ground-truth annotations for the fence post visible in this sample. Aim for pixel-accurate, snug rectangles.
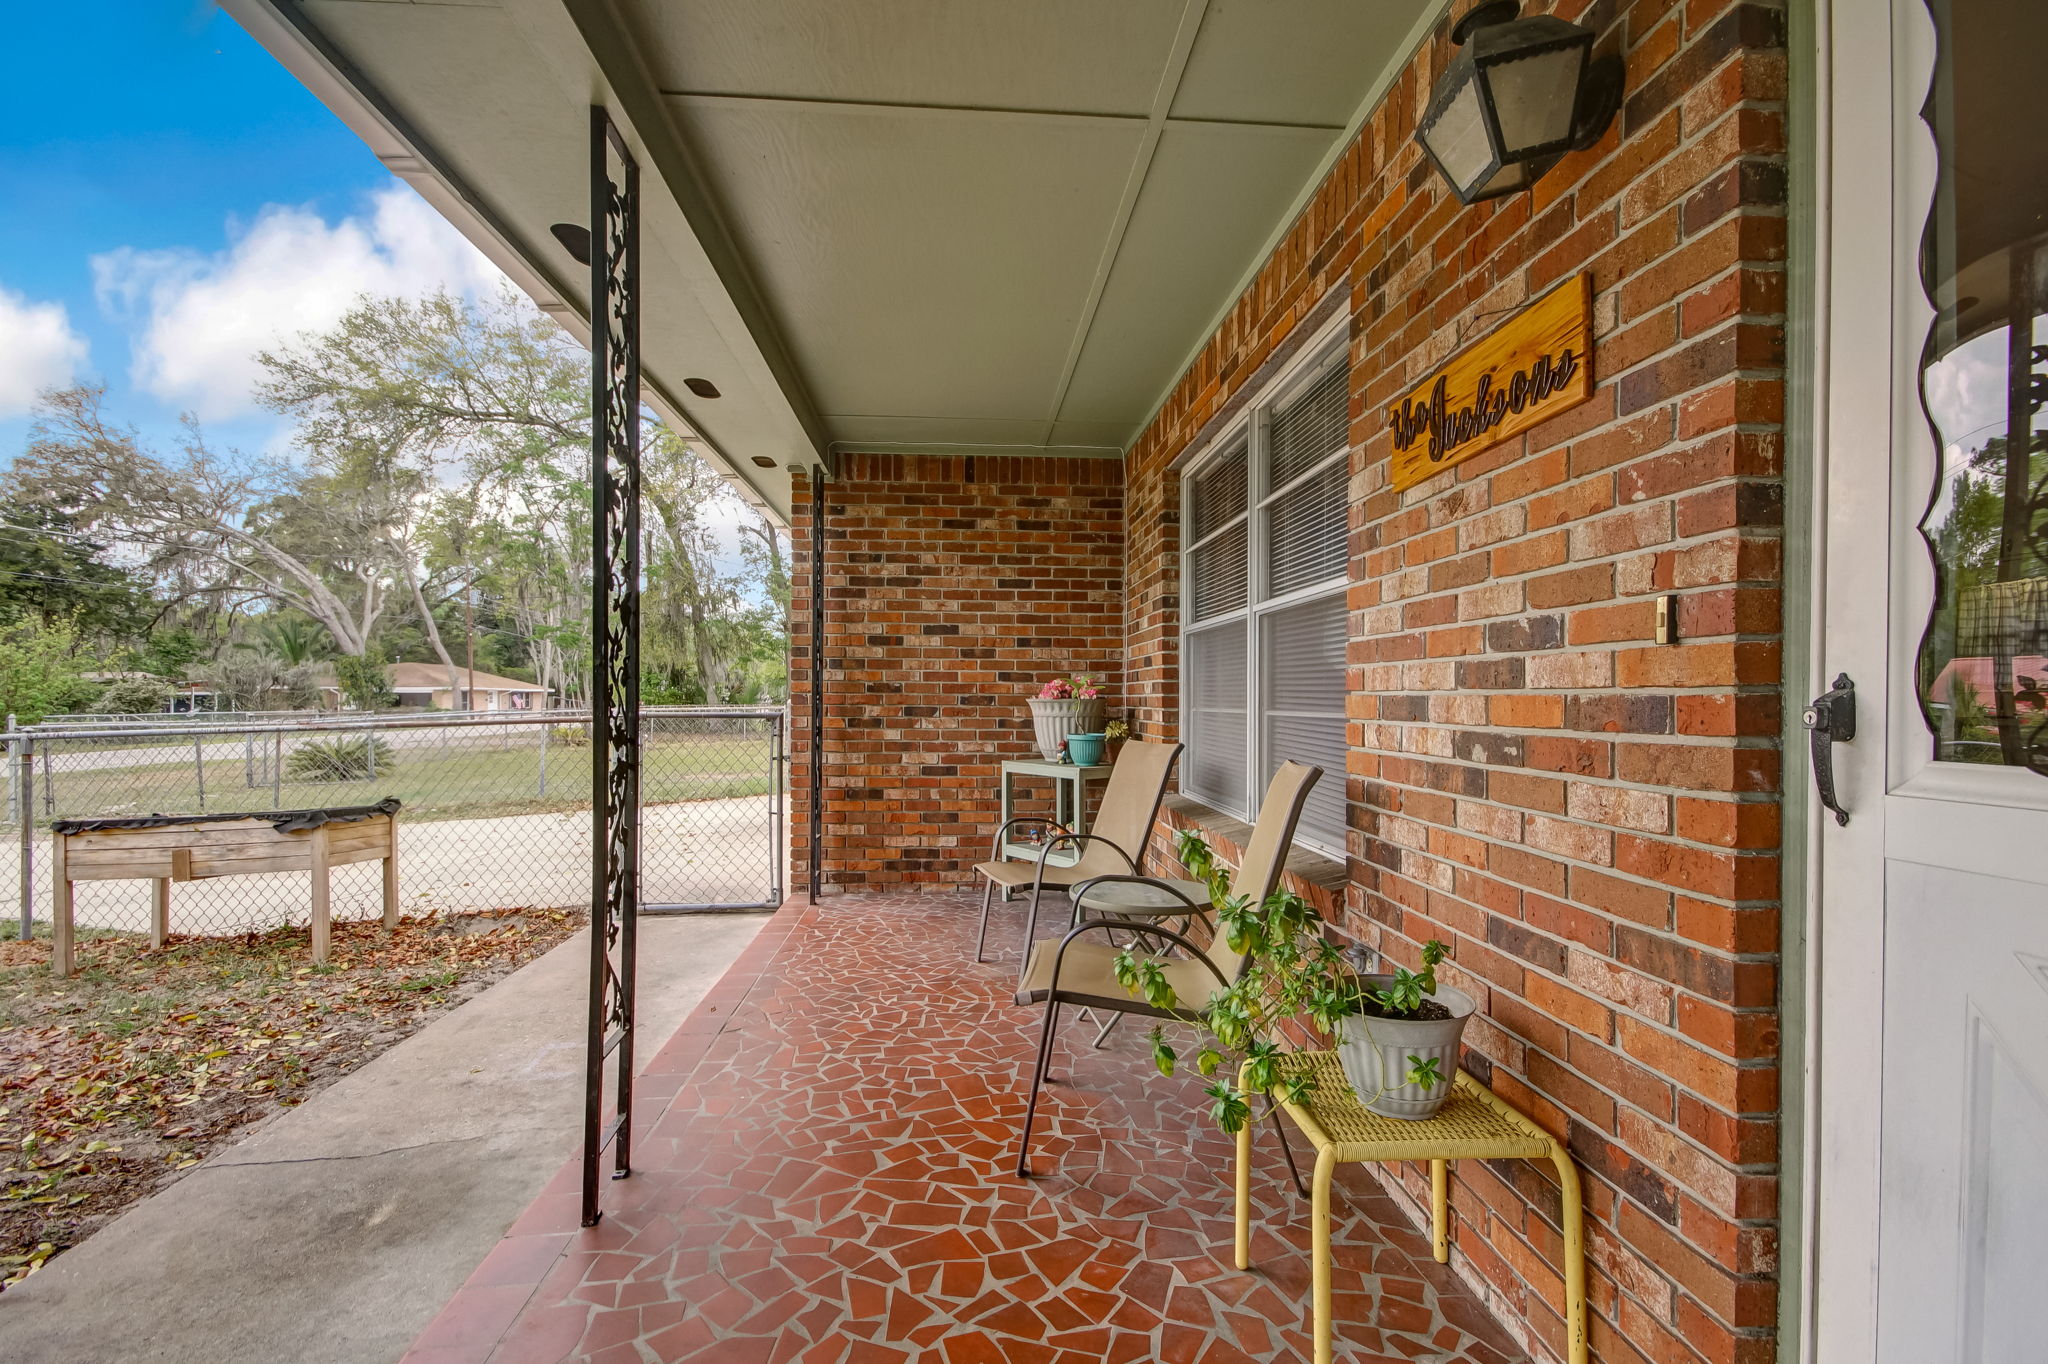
[366,725,377,779]
[274,732,283,808]
[40,745,52,817]
[18,737,32,941]
[4,716,14,828]
[194,736,206,812]
[538,718,549,799]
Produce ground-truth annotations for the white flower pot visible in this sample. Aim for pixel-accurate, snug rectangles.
[1027,697,1103,761]
[1332,976,1476,1121]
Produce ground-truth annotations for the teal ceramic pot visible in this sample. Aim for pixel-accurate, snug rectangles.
[1065,732,1107,765]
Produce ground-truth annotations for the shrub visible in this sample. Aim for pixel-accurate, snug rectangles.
[550,724,591,747]
[333,656,397,710]
[95,678,173,714]
[0,619,98,724]
[286,736,397,783]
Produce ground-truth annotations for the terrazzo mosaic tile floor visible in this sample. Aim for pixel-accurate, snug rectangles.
[401,894,1529,1364]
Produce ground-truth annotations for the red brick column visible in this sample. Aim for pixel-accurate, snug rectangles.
[788,454,1125,893]
[1122,3,1789,1361]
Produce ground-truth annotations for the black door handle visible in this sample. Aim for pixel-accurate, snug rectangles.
[1803,673,1856,826]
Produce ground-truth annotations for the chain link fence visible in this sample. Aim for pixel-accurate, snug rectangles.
[4,707,784,939]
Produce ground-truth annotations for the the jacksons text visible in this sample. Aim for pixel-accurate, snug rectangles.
[1389,349,1580,462]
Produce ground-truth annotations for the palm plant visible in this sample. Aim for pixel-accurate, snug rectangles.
[251,614,331,666]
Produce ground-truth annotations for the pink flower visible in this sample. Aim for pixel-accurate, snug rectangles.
[1037,678,1073,700]
[1075,685,1098,699]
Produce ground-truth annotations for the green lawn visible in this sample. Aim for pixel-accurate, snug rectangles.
[16,729,775,828]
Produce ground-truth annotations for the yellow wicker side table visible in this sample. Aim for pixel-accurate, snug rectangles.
[1234,1051,1586,1364]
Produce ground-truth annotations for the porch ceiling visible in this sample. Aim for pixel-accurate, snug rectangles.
[228,0,1439,519]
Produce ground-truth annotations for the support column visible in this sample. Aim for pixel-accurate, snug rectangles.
[583,103,641,1230]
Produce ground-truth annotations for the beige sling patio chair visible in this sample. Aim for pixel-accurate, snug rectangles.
[1011,759,1322,1179]
[972,738,1182,963]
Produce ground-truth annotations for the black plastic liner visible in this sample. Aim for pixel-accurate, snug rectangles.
[52,797,402,837]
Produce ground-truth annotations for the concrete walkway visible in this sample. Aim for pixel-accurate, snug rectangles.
[0,912,767,1364]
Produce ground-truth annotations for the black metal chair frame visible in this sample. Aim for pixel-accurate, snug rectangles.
[1014,916,1305,1196]
[974,823,1138,963]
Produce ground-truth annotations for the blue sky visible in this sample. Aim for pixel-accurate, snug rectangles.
[0,0,501,458]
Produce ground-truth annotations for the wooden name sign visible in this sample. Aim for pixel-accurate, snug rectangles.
[1387,273,1593,493]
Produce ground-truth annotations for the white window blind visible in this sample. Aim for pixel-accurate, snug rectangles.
[1179,335,1351,854]
[1267,359,1348,488]
[1190,437,1248,540]
[1266,460,1348,595]
[1185,621,1249,813]
[1260,593,1348,850]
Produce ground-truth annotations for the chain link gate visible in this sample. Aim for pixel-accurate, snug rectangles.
[3,707,785,940]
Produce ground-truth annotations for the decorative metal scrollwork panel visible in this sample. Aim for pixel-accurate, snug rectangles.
[585,105,641,1227]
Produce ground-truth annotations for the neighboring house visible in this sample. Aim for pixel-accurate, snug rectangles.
[1926,654,2048,713]
[318,662,550,712]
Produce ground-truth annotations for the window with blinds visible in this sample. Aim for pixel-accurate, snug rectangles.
[1178,337,1351,854]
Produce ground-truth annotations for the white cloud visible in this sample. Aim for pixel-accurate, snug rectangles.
[0,287,89,416]
[93,185,507,421]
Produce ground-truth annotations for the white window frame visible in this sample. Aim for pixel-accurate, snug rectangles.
[1178,315,1351,854]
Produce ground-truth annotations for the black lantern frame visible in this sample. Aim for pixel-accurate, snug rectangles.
[1415,1,1623,206]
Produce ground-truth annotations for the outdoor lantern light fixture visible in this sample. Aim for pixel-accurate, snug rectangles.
[1415,1,1623,205]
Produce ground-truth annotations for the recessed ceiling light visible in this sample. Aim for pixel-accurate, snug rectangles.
[750,456,777,469]
[684,377,721,399]
[549,223,591,266]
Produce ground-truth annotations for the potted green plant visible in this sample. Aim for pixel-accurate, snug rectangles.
[1331,941,1475,1120]
[1027,673,1103,760]
[1115,828,1469,1131]
[1101,717,1131,761]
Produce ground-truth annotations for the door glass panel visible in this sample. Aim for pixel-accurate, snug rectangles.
[1916,0,2048,771]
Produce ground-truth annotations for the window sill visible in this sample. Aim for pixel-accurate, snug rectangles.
[1159,793,1348,893]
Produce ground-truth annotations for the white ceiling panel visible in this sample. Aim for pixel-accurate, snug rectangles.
[1056,120,1339,427]
[634,0,1188,115]
[668,96,1145,424]
[1170,0,1438,126]
[826,413,1076,452]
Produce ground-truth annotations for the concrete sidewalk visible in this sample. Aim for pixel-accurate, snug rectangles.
[0,913,767,1364]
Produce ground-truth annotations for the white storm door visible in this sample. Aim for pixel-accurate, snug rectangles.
[1815,2,2048,1361]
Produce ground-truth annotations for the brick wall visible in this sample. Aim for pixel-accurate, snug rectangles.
[789,453,1125,892]
[1123,3,1789,1363]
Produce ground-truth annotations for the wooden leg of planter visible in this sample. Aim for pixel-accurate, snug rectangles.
[310,826,331,966]
[151,878,170,950]
[51,833,72,979]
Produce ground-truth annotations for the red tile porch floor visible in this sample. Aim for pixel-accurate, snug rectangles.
[401,894,1530,1364]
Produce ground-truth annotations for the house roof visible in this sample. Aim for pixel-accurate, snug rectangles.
[384,662,549,693]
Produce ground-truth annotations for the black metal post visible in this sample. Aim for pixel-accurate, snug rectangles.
[808,471,825,905]
[583,104,641,1229]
